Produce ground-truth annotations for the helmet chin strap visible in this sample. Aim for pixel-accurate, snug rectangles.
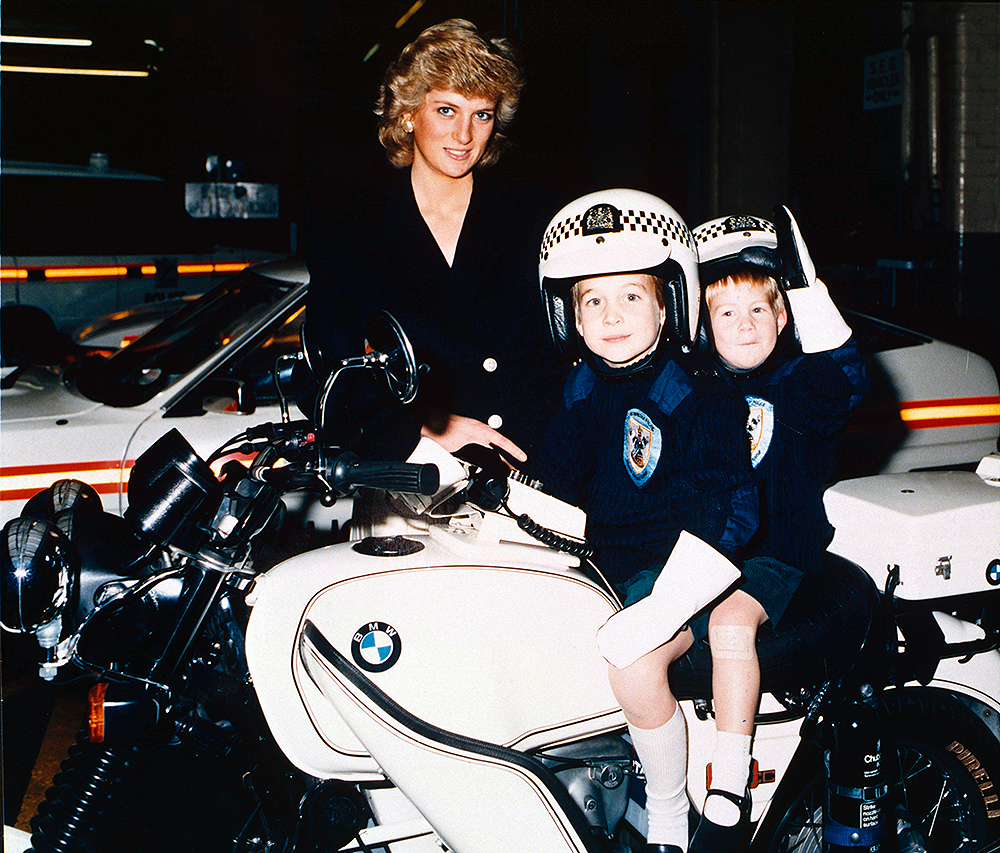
[617,325,665,368]
[585,327,672,381]
[718,357,756,375]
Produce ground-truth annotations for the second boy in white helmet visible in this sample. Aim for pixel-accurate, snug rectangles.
[687,207,869,851]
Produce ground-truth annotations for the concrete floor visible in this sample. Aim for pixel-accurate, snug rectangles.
[2,630,87,834]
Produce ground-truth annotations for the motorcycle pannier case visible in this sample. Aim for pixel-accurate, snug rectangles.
[824,470,1000,601]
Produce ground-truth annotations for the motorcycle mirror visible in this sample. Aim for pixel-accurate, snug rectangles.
[299,322,327,382]
[313,311,419,481]
[364,310,418,405]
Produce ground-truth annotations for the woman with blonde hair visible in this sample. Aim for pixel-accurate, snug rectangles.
[306,18,561,467]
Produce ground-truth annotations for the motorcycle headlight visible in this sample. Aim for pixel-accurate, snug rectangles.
[125,428,219,550]
[0,517,78,634]
[21,479,103,521]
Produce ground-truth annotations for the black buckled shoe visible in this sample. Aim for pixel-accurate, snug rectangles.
[644,846,683,853]
[688,788,751,853]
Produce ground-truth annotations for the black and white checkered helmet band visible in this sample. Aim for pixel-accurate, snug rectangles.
[693,215,776,261]
[540,207,695,258]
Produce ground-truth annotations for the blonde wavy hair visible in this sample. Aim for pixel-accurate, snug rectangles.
[375,19,524,169]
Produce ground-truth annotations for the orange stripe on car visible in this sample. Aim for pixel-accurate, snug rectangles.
[899,395,1000,429]
[1,459,135,502]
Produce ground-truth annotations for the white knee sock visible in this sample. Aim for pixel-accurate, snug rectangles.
[630,706,690,849]
[705,731,752,826]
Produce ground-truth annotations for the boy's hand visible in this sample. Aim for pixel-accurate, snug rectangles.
[772,204,851,353]
[773,204,816,290]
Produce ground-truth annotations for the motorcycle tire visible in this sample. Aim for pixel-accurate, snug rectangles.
[753,687,1000,853]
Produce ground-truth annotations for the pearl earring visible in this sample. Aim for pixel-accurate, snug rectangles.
[405,121,413,132]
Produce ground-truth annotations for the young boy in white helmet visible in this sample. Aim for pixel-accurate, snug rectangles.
[686,208,869,850]
[535,189,758,853]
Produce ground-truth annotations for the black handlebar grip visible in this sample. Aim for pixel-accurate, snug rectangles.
[345,461,440,496]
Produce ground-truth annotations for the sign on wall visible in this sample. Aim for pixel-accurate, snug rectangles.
[864,50,903,110]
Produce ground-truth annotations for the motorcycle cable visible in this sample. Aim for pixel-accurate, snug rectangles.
[70,562,188,696]
[495,493,595,559]
[467,470,623,598]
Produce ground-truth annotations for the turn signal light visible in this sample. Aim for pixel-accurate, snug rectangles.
[88,682,108,743]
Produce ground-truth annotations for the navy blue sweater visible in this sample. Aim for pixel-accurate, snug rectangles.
[534,349,757,586]
[722,335,869,575]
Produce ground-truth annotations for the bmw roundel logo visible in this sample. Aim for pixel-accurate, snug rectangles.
[987,560,1000,587]
[351,622,402,672]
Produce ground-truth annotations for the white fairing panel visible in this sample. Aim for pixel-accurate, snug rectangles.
[244,529,624,779]
[298,563,623,750]
[300,628,600,853]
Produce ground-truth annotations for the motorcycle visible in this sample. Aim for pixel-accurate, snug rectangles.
[3,312,999,853]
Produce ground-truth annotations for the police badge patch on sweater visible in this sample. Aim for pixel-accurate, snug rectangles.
[745,394,774,468]
[624,408,662,487]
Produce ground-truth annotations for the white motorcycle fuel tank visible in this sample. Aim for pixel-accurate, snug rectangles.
[244,522,626,782]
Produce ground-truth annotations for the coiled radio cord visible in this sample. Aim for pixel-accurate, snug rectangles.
[498,495,595,559]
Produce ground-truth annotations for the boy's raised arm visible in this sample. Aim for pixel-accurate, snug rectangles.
[773,204,853,354]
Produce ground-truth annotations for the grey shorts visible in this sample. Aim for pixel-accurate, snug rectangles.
[616,555,805,641]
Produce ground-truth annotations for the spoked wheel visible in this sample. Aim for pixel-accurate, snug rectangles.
[756,689,1000,853]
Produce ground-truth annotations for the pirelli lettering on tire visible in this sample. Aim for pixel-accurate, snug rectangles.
[948,740,1000,819]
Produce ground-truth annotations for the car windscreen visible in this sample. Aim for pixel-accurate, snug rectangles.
[2,173,211,256]
[67,270,296,407]
[845,311,932,354]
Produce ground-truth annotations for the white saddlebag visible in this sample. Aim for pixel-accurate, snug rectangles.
[824,469,1000,601]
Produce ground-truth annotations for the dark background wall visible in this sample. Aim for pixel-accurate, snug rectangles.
[2,0,997,360]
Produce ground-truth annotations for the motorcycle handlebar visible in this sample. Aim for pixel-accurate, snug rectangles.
[331,457,440,496]
[258,459,438,496]
[257,467,319,491]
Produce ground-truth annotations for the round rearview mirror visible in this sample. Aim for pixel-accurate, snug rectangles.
[299,322,327,382]
[364,310,418,404]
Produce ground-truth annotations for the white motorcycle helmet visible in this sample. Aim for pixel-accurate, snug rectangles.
[692,214,780,287]
[538,189,700,364]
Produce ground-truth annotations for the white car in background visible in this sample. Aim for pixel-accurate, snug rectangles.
[1,161,282,333]
[838,311,999,478]
[1,260,311,527]
[1,260,997,527]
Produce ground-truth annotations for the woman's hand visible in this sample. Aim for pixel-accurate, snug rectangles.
[421,414,527,465]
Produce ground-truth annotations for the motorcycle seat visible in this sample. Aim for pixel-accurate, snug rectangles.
[668,552,885,699]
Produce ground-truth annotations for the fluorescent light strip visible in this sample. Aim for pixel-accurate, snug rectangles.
[3,261,256,280]
[0,65,149,77]
[1,35,93,47]
[44,266,128,279]
[395,0,425,28]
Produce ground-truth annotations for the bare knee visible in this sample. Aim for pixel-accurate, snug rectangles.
[608,630,692,726]
[709,590,767,630]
